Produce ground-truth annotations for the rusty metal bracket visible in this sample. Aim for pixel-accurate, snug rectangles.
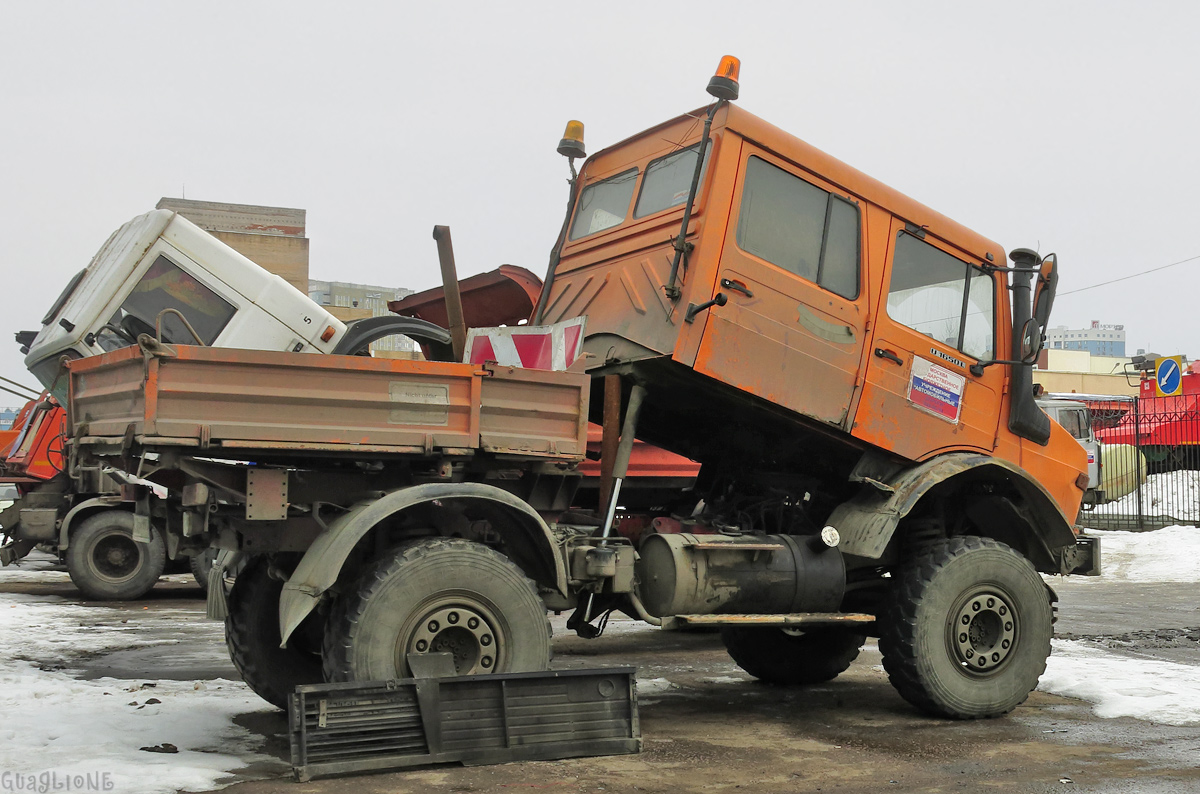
[246,468,288,521]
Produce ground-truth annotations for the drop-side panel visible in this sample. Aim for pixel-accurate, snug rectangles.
[68,345,587,460]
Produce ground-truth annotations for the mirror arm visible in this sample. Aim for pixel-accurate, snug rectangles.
[970,358,1031,377]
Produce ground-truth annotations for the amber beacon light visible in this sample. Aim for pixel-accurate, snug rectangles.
[557,120,586,159]
[707,55,740,100]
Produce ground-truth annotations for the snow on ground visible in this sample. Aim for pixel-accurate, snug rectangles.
[1041,640,1200,725]
[0,557,273,794]
[1095,470,1200,522]
[1071,524,1200,583]
[1038,524,1200,725]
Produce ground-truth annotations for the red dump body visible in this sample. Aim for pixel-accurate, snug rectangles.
[1,396,65,485]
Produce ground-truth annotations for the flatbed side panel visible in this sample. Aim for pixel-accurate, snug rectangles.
[479,366,589,457]
[69,346,588,460]
[70,346,151,439]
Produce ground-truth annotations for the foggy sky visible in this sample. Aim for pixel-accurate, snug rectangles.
[2,0,1196,395]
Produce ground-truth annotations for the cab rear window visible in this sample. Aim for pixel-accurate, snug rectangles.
[634,143,710,219]
[569,168,638,241]
[104,256,236,347]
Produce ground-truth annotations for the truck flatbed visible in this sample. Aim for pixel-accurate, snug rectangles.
[68,340,589,463]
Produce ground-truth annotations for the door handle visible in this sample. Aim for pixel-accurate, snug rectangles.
[720,278,753,298]
[874,348,904,366]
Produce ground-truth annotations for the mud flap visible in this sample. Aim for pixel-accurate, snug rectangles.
[205,549,241,620]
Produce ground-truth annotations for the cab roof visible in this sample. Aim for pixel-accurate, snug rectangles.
[585,103,1006,266]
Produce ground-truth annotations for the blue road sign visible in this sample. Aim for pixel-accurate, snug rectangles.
[1156,356,1183,397]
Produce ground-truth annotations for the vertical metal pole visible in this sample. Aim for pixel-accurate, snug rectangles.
[664,102,721,301]
[600,384,647,541]
[577,384,647,629]
[433,226,468,362]
[598,375,621,511]
[1134,395,1143,530]
[532,159,579,326]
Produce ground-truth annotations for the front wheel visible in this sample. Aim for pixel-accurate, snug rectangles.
[323,537,551,682]
[879,536,1052,719]
[65,511,166,600]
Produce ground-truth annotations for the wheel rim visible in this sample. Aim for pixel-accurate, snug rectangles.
[401,596,505,675]
[948,587,1018,675]
[89,530,143,583]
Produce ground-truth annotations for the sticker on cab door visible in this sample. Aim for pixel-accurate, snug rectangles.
[907,357,965,424]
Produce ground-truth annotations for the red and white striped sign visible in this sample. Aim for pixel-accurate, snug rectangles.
[464,317,586,371]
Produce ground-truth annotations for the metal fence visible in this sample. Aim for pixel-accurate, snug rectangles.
[1079,395,1200,531]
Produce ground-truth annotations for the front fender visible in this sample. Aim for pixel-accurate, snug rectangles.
[278,482,567,645]
[828,452,1076,567]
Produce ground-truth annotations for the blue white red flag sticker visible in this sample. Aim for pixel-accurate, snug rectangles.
[908,357,965,424]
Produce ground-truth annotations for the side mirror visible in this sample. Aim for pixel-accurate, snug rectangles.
[1032,254,1058,330]
[1020,317,1043,362]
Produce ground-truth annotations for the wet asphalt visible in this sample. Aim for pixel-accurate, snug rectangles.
[3,569,1199,794]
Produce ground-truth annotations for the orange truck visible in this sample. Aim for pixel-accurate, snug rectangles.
[63,58,1094,720]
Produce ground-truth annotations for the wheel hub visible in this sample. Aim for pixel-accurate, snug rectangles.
[951,590,1017,674]
[91,534,141,581]
[407,605,499,675]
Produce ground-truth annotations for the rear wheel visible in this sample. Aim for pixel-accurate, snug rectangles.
[226,556,324,709]
[323,537,551,682]
[879,536,1052,719]
[722,627,866,685]
[66,511,165,600]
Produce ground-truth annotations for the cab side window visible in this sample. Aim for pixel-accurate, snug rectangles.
[1058,409,1084,439]
[1061,408,1091,440]
[735,156,860,299]
[886,233,995,361]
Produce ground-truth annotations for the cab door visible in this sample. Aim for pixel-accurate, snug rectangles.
[852,220,1003,459]
[1057,405,1100,489]
[693,151,867,427]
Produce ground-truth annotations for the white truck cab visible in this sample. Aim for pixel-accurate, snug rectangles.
[1038,396,1146,506]
[21,210,348,400]
[1038,399,1100,492]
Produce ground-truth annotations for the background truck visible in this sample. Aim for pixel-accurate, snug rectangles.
[64,58,1096,720]
[1038,396,1145,506]
[3,210,450,599]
